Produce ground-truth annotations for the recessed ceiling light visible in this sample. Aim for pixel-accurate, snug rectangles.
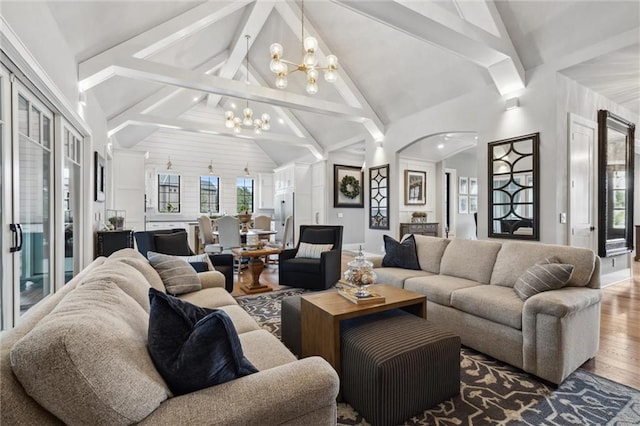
[193,96,200,102]
[230,102,236,109]
[437,144,444,149]
[278,118,285,124]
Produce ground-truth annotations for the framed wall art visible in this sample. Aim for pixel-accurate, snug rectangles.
[404,170,426,205]
[459,176,468,195]
[94,151,106,202]
[469,177,478,195]
[370,164,389,229]
[334,164,364,208]
[458,195,468,214]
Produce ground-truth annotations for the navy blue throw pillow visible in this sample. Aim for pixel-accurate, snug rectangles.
[382,234,420,270]
[147,288,258,396]
[189,261,209,273]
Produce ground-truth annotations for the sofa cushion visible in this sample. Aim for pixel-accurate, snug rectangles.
[148,251,202,295]
[450,285,524,329]
[373,267,433,288]
[296,242,333,259]
[80,257,153,312]
[239,329,298,371]
[413,235,451,274]
[382,234,420,270]
[404,274,482,306]
[177,287,237,309]
[440,239,502,284]
[148,289,258,396]
[514,262,574,301]
[108,249,166,293]
[490,241,596,288]
[154,231,192,256]
[10,281,170,425]
[281,257,322,274]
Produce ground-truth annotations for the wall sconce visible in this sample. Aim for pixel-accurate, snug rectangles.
[208,161,215,175]
[243,163,251,177]
[505,97,520,111]
[375,140,384,149]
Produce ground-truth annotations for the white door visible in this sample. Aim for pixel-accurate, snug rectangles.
[568,113,597,250]
[112,150,146,232]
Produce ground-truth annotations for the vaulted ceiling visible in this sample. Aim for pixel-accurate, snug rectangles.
[45,0,639,165]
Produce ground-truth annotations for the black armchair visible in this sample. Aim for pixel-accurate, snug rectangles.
[133,228,234,292]
[279,225,343,290]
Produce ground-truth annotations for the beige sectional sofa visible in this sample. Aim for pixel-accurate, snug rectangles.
[1,249,339,425]
[371,236,602,384]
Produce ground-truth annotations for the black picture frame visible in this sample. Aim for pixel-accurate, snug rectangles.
[404,170,426,205]
[370,164,389,230]
[334,164,364,208]
[94,151,105,202]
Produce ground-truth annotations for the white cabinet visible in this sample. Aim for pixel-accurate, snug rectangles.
[257,173,274,209]
[112,150,145,232]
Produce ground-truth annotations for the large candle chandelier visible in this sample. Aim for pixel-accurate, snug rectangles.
[268,0,338,94]
[225,35,271,134]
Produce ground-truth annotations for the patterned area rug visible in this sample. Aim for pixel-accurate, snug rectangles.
[236,289,640,425]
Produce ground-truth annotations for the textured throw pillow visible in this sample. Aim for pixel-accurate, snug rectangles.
[154,232,192,256]
[295,242,333,259]
[513,260,574,301]
[148,251,201,295]
[147,288,258,396]
[382,234,420,270]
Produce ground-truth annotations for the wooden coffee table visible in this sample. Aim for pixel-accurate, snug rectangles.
[232,247,281,294]
[300,284,426,375]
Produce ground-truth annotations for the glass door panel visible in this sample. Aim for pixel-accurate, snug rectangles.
[16,90,53,315]
[63,126,82,282]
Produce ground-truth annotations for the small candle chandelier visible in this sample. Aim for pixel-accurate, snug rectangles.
[268,0,338,94]
[225,35,271,134]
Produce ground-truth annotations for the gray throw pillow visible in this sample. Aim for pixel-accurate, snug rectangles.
[514,261,574,301]
[148,252,201,295]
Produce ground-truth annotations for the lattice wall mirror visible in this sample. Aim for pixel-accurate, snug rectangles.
[369,164,389,230]
[488,133,539,240]
[598,110,635,257]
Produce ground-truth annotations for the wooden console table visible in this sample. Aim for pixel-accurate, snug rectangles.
[399,222,439,237]
[95,230,133,258]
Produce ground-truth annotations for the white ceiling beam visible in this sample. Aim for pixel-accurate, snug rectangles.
[125,114,322,157]
[206,0,276,108]
[332,0,525,96]
[275,1,385,141]
[242,67,323,146]
[79,0,251,91]
[326,135,366,153]
[111,57,378,125]
[108,52,229,136]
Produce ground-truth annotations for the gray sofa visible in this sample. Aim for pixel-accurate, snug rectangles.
[1,249,339,425]
[371,236,602,384]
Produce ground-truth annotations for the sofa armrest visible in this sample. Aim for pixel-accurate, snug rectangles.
[197,271,226,289]
[367,255,384,268]
[523,287,602,318]
[209,254,234,292]
[280,248,298,262]
[138,357,339,426]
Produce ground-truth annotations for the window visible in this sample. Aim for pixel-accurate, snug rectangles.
[200,175,219,214]
[158,174,180,213]
[236,177,253,213]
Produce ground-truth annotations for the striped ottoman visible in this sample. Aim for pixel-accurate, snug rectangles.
[341,310,460,426]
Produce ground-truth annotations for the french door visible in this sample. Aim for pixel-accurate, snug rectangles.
[1,66,66,328]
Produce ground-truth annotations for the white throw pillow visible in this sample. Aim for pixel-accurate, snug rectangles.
[295,242,333,259]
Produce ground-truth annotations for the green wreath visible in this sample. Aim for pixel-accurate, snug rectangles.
[340,175,361,199]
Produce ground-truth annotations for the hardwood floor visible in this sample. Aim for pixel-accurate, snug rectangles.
[231,254,640,390]
[581,269,640,389]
